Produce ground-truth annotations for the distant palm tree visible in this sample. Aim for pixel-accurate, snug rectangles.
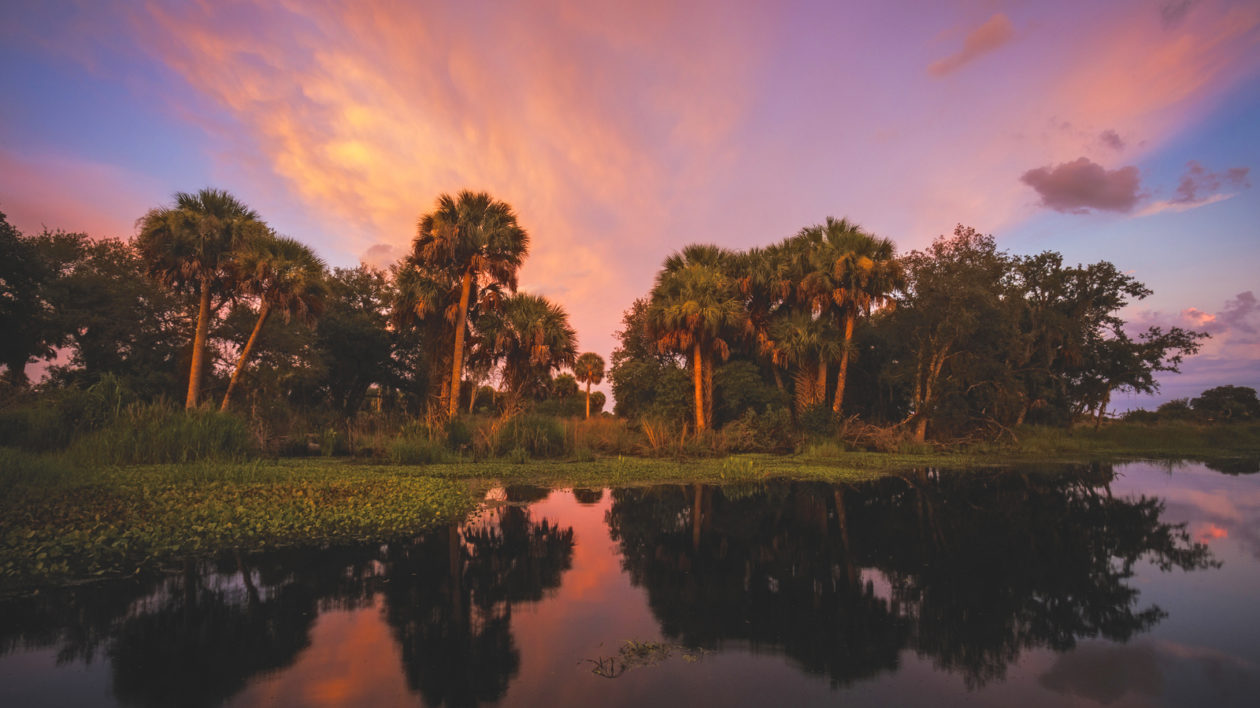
[573,352,606,419]
[220,233,327,411]
[409,191,528,418]
[646,245,747,431]
[795,217,902,413]
[135,188,268,408]
[475,292,577,412]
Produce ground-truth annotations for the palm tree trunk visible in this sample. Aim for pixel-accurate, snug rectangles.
[448,268,473,419]
[833,312,856,413]
[221,303,270,412]
[817,358,828,407]
[693,343,706,431]
[186,275,213,409]
[703,351,714,427]
[585,380,591,419]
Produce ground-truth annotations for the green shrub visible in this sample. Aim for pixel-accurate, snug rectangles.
[0,375,136,452]
[67,403,257,465]
[494,414,570,458]
[446,418,474,451]
[722,407,797,453]
[388,435,451,465]
[506,446,531,464]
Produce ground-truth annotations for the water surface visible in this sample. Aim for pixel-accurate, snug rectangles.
[2,461,1258,707]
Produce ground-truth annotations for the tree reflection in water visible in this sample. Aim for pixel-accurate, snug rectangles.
[607,464,1216,689]
[382,486,574,707]
[0,497,574,708]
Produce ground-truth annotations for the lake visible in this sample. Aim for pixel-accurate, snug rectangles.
[2,460,1258,707]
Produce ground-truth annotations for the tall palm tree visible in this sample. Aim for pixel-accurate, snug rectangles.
[645,245,748,432]
[220,233,328,411]
[135,188,268,408]
[795,217,902,413]
[474,292,577,412]
[409,191,529,418]
[573,352,606,419]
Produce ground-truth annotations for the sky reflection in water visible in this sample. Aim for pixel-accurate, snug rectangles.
[1,461,1258,707]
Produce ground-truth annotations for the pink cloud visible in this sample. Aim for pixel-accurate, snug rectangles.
[929,13,1015,77]
[1020,158,1142,213]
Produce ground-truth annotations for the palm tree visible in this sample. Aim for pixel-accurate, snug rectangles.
[770,311,843,414]
[220,233,328,411]
[409,191,529,418]
[795,217,902,413]
[573,352,605,419]
[645,245,748,431]
[474,292,577,412]
[135,188,268,408]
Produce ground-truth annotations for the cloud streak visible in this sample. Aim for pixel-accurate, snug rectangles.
[929,13,1015,77]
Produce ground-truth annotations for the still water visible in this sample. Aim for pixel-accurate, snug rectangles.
[2,461,1258,707]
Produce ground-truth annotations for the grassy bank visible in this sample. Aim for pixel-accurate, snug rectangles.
[4,419,1257,594]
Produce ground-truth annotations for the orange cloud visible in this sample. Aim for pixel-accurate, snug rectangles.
[929,14,1015,77]
[125,0,777,364]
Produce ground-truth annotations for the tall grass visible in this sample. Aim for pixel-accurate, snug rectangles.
[493,414,570,458]
[68,402,257,465]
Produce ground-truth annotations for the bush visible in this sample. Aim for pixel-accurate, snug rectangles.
[572,416,639,455]
[388,435,451,465]
[494,414,570,458]
[0,375,135,452]
[721,407,797,453]
[68,402,257,465]
[1122,408,1160,424]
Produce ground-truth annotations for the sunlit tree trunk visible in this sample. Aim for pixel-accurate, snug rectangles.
[834,312,856,413]
[221,302,270,411]
[186,275,213,409]
[448,268,473,419]
[817,358,828,408]
[585,379,591,419]
[692,343,706,431]
[703,351,714,428]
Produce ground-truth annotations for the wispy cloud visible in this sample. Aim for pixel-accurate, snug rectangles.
[1139,161,1250,215]
[929,13,1015,77]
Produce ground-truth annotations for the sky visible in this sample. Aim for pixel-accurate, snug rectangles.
[1,0,1258,408]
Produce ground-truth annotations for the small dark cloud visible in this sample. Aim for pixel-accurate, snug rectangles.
[1218,291,1258,337]
[1173,161,1250,204]
[1161,0,1200,29]
[360,243,403,270]
[929,14,1015,77]
[1020,157,1142,213]
[1099,129,1125,151]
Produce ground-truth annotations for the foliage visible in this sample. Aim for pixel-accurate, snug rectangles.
[67,403,257,465]
[0,459,475,590]
[1192,385,1260,421]
[492,414,571,458]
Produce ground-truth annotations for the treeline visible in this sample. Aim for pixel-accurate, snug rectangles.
[0,190,1235,454]
[613,220,1207,440]
[0,189,605,453]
